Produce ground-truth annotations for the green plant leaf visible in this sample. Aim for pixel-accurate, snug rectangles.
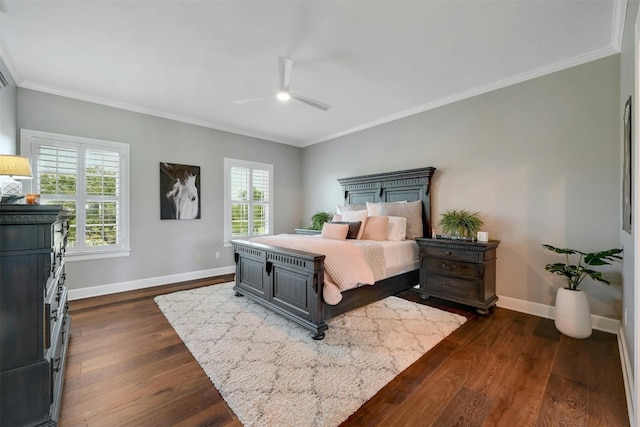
[542,244,622,289]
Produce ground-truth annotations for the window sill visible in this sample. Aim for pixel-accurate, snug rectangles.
[66,248,131,262]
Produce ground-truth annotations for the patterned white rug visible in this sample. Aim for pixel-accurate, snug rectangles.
[155,282,466,427]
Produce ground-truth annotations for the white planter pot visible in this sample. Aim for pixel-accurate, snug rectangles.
[554,287,592,339]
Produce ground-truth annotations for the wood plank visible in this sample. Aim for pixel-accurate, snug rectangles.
[536,372,589,426]
[57,276,629,427]
[482,316,558,426]
[587,331,629,426]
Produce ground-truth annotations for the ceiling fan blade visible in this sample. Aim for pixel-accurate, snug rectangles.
[290,93,331,111]
[279,57,293,91]
[233,93,276,104]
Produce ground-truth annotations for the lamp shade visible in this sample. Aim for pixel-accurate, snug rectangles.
[0,155,33,179]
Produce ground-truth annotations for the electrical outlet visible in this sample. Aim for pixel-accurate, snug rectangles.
[196,253,202,262]
[215,251,220,259]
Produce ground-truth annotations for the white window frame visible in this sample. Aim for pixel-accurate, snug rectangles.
[224,158,273,245]
[20,129,131,261]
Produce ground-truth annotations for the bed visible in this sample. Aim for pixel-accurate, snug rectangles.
[231,167,436,339]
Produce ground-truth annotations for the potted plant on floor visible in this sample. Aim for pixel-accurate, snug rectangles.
[438,209,484,240]
[542,244,622,338]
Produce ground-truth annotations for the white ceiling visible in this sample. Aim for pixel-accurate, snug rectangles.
[0,0,627,147]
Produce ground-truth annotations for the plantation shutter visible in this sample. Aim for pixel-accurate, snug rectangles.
[226,159,273,239]
[23,129,130,259]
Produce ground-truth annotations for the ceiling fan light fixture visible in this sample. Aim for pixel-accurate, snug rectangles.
[276,91,291,102]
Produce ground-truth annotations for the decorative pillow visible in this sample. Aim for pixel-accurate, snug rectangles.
[380,200,423,239]
[330,221,362,239]
[366,200,407,216]
[332,214,342,222]
[386,216,407,241]
[340,210,368,239]
[320,222,348,240]
[360,216,389,241]
[336,204,366,215]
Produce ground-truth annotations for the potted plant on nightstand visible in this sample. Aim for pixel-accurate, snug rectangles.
[438,209,484,240]
[542,244,622,339]
[309,211,332,230]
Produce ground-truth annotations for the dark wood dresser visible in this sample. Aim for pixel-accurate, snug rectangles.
[416,238,500,315]
[0,205,73,426]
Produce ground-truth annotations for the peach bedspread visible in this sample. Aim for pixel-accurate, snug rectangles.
[249,235,384,305]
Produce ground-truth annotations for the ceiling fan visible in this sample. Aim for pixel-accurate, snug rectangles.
[234,57,331,111]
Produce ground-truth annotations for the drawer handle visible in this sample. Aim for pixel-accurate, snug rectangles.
[441,263,457,271]
[54,357,62,372]
[441,281,457,288]
[446,251,452,255]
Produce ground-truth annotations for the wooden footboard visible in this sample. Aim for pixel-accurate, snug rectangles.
[232,239,329,339]
[232,239,419,339]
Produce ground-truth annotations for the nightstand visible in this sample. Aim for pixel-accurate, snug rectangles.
[415,238,500,315]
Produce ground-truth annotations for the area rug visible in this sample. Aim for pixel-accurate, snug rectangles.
[155,282,466,427]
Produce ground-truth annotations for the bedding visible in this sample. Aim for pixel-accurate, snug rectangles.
[249,234,418,305]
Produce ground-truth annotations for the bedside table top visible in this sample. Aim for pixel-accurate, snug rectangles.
[415,237,500,251]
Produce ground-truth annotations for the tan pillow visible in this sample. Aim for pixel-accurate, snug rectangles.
[341,210,368,239]
[360,216,389,241]
[366,200,407,216]
[320,222,348,240]
[379,200,423,239]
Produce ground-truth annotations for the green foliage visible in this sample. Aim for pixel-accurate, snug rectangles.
[310,211,332,230]
[40,166,119,247]
[542,244,623,290]
[438,209,484,238]
[231,186,268,236]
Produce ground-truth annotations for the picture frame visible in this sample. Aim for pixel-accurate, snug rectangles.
[160,162,201,220]
[623,96,632,233]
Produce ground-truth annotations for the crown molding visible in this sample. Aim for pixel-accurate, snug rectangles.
[301,46,621,147]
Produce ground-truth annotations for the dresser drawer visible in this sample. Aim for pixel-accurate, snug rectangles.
[421,246,479,263]
[423,274,478,300]
[424,258,478,279]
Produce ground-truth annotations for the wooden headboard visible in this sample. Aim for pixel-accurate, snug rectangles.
[337,167,436,238]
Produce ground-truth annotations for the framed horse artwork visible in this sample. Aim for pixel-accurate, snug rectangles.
[160,162,201,220]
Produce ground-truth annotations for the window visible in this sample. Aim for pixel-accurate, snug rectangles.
[224,158,273,243]
[21,129,130,260]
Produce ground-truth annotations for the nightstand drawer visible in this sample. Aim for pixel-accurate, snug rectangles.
[422,246,479,263]
[424,258,478,279]
[423,274,478,300]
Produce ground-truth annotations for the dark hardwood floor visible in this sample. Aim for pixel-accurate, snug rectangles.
[59,276,629,426]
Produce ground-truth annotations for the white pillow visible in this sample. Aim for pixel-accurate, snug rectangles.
[341,210,368,239]
[366,200,407,216]
[386,216,407,241]
[336,204,366,215]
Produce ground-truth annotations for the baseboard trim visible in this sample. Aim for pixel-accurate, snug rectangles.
[618,325,636,426]
[67,265,236,301]
[496,295,620,335]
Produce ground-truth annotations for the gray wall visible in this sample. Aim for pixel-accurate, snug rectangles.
[17,89,303,290]
[620,0,639,403]
[302,55,622,319]
[0,56,16,154]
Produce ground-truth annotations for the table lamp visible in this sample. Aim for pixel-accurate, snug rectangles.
[0,155,33,201]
